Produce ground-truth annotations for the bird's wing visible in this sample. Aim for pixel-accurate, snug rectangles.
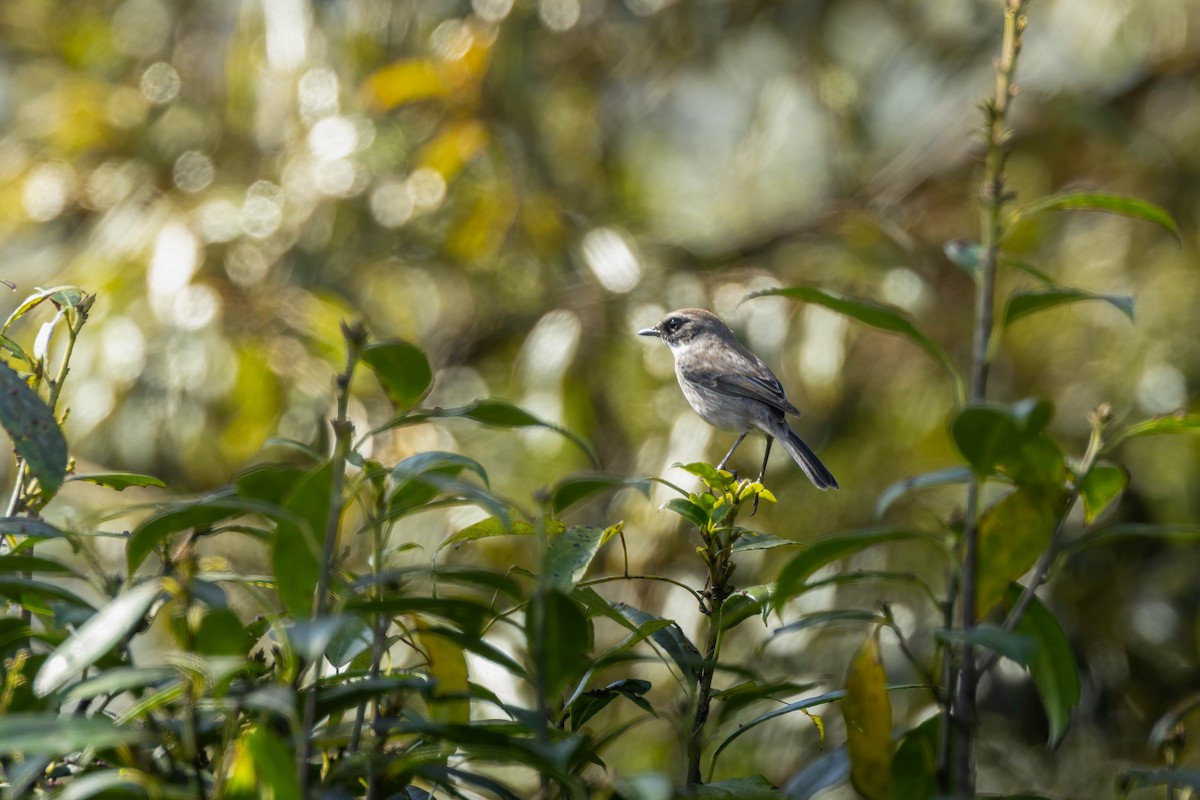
[679,359,800,417]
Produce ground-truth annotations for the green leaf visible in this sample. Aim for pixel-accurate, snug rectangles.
[0,517,68,540]
[843,628,892,800]
[66,472,166,491]
[324,615,373,668]
[890,715,939,800]
[0,576,95,608]
[772,609,886,639]
[0,554,77,575]
[690,776,781,799]
[45,768,152,799]
[711,689,847,777]
[774,529,939,613]
[1002,288,1134,330]
[235,463,306,505]
[1079,461,1127,524]
[361,340,432,411]
[64,666,178,702]
[1006,586,1080,745]
[531,590,592,701]
[1104,414,1200,451]
[951,402,1063,487]
[1117,768,1200,796]
[731,530,798,551]
[935,625,1035,666]
[875,466,976,518]
[272,461,334,619]
[721,585,773,631]
[782,746,850,799]
[33,578,164,696]
[750,285,964,403]
[393,450,489,486]
[437,515,555,552]
[0,360,67,498]
[611,602,702,684]
[976,487,1063,614]
[379,399,599,466]
[1,285,85,333]
[665,497,709,529]
[1010,191,1180,243]
[550,473,650,515]
[128,491,259,574]
[0,714,144,755]
[1066,523,1200,553]
[568,678,653,731]
[240,725,303,800]
[544,526,607,592]
[0,333,31,366]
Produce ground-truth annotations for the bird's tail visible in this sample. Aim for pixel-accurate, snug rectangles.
[775,423,839,490]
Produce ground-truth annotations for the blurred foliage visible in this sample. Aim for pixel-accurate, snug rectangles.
[2,0,1200,797]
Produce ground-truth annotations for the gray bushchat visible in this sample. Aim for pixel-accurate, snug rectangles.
[639,308,838,491]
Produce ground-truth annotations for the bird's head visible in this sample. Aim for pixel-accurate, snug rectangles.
[638,308,734,350]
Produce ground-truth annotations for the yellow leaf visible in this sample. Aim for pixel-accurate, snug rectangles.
[976,486,1063,614]
[362,59,450,110]
[417,120,489,183]
[416,625,470,726]
[842,627,892,800]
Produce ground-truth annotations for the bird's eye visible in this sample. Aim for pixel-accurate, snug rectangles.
[665,317,681,332]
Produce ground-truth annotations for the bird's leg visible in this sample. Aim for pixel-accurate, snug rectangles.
[751,436,774,516]
[716,432,748,473]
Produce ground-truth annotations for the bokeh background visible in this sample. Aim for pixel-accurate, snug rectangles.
[2,0,1200,795]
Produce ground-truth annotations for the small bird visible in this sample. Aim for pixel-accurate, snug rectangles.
[639,308,838,492]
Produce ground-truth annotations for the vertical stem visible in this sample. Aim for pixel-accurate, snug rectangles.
[297,323,365,795]
[955,3,1029,796]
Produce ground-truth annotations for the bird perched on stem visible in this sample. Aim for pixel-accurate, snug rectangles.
[639,308,838,493]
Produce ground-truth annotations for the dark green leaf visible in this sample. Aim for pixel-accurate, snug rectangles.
[550,473,650,514]
[1007,586,1080,745]
[0,714,144,755]
[1002,288,1134,330]
[721,585,773,631]
[1117,768,1200,795]
[568,678,653,731]
[750,286,964,402]
[936,625,1035,666]
[0,333,30,366]
[952,406,1019,478]
[0,554,75,574]
[66,472,166,491]
[782,746,849,799]
[393,450,489,486]
[711,689,847,776]
[1079,462,1127,524]
[414,625,527,677]
[352,596,496,638]
[323,615,373,667]
[891,715,939,800]
[611,602,702,684]
[241,725,302,800]
[235,463,306,505]
[1011,191,1180,243]
[193,608,254,657]
[774,529,938,613]
[33,579,164,696]
[361,340,433,411]
[128,491,257,574]
[272,461,334,619]
[0,360,67,498]
[0,576,95,608]
[544,526,607,592]
[951,402,1063,486]
[665,497,709,529]
[1066,523,1200,553]
[875,466,976,518]
[531,590,591,701]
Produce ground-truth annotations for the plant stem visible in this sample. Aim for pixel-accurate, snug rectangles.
[956,3,1029,795]
[297,323,365,795]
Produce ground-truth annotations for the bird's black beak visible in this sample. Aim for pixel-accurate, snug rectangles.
[637,325,660,338]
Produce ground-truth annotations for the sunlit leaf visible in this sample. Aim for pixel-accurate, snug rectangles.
[0,714,144,755]
[1104,414,1200,451]
[66,472,166,491]
[362,59,451,110]
[34,578,164,696]
[0,360,67,499]
[1010,191,1180,243]
[418,119,489,183]
[545,526,608,592]
[731,530,797,551]
[1079,461,1127,524]
[665,497,709,529]
[417,626,470,726]
[64,666,178,702]
[1006,586,1080,745]
[843,627,892,800]
[976,487,1063,614]
[1,285,85,333]
[1002,288,1134,330]
[361,340,433,411]
[750,285,964,403]
[437,515,555,552]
